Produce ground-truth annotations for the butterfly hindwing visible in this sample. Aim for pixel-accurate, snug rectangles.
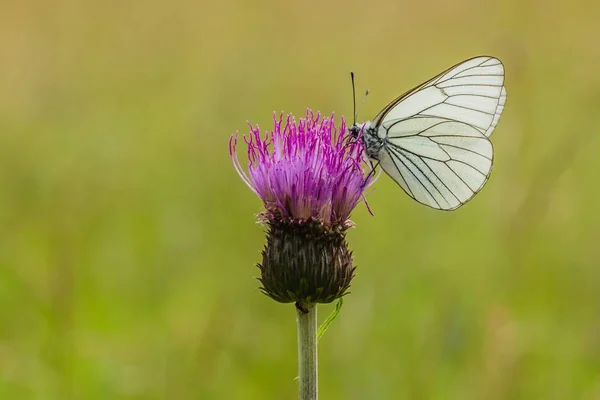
[379,117,493,210]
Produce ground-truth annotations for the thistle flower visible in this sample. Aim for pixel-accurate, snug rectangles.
[230,110,373,305]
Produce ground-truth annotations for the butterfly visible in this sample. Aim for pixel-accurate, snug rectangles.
[349,56,507,210]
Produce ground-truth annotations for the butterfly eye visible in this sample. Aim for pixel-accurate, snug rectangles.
[349,125,361,139]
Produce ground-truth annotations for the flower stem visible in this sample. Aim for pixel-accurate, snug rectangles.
[296,302,318,400]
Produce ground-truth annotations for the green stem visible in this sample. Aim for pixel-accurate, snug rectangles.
[296,302,318,400]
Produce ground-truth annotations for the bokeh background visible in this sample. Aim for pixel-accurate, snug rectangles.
[1,0,600,398]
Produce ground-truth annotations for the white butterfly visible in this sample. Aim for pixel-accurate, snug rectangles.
[350,56,507,210]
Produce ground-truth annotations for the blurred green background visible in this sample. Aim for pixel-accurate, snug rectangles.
[1,0,600,398]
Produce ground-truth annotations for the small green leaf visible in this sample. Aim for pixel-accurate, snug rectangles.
[317,298,343,342]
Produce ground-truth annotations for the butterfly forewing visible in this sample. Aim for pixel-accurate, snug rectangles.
[370,56,506,210]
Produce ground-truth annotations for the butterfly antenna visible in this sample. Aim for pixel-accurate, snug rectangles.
[350,72,357,125]
[356,89,369,121]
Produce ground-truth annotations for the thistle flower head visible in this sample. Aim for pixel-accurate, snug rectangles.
[230,110,373,304]
[230,110,371,228]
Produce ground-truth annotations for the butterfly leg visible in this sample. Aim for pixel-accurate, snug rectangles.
[362,160,379,187]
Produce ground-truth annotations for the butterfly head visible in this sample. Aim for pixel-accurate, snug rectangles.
[349,123,362,139]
